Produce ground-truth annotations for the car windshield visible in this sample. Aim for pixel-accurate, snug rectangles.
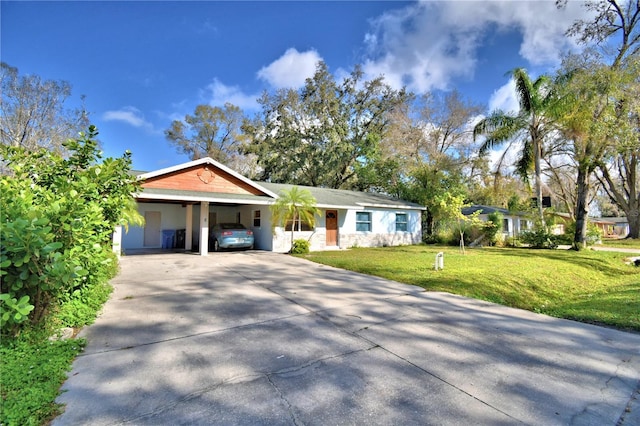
[219,223,245,230]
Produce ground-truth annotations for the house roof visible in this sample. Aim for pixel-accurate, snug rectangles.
[258,182,425,210]
[600,217,629,225]
[461,205,512,216]
[132,158,424,210]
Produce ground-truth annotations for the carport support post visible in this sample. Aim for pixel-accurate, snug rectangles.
[199,201,209,256]
[185,204,193,251]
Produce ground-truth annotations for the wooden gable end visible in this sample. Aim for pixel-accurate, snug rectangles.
[142,164,266,196]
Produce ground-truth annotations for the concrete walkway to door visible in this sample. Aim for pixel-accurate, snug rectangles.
[53,251,640,425]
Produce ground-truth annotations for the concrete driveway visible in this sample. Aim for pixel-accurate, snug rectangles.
[54,251,640,425]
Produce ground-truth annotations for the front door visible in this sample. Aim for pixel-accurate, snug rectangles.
[326,210,338,246]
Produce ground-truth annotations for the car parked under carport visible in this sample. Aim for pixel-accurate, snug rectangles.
[209,223,254,251]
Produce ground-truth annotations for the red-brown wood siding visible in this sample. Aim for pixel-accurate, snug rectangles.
[142,165,265,196]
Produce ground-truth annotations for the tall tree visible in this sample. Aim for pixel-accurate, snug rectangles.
[595,58,640,238]
[243,62,409,189]
[269,186,320,252]
[374,91,486,238]
[0,62,88,153]
[419,90,484,172]
[553,59,634,247]
[165,103,254,175]
[559,0,640,239]
[473,68,561,228]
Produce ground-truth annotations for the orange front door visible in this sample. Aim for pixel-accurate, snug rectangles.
[326,210,338,246]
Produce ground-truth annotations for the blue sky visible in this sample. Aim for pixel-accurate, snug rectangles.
[2,1,592,171]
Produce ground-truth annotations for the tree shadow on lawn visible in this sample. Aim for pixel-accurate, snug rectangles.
[487,247,636,278]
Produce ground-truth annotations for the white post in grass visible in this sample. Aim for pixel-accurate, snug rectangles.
[435,252,444,271]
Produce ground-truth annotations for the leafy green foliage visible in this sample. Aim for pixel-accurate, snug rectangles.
[291,239,311,254]
[520,228,559,249]
[164,103,254,174]
[243,61,409,189]
[473,68,561,227]
[484,211,504,246]
[0,333,85,426]
[0,126,140,335]
[270,186,320,252]
[54,264,115,328]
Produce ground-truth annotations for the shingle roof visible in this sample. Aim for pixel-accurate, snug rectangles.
[131,158,423,210]
[258,182,425,210]
[461,205,510,216]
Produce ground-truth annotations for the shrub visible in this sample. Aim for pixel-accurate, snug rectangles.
[485,211,504,246]
[291,239,311,254]
[54,272,115,328]
[520,227,559,249]
[0,126,140,336]
[562,221,603,247]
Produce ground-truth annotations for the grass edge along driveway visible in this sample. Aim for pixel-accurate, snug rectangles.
[301,245,640,332]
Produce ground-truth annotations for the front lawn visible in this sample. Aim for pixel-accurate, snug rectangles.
[301,245,640,331]
[600,238,640,250]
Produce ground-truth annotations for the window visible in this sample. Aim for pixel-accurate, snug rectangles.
[503,218,510,232]
[236,212,241,223]
[285,218,314,232]
[253,210,261,228]
[395,213,408,232]
[356,211,372,232]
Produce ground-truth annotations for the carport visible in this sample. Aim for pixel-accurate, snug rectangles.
[116,158,278,255]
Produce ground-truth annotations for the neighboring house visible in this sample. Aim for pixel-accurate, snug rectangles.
[117,157,425,255]
[461,205,532,238]
[589,218,617,237]
[547,213,627,238]
[600,217,629,238]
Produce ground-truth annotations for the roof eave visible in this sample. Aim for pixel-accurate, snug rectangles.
[133,192,274,205]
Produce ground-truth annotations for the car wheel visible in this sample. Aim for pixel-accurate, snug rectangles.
[213,240,220,252]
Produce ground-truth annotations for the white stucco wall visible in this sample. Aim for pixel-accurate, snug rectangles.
[122,203,188,250]
[338,208,422,249]
[270,208,422,253]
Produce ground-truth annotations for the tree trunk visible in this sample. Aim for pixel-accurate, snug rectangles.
[597,155,639,239]
[534,139,545,229]
[572,167,590,250]
[290,212,296,252]
[628,209,640,239]
[425,210,434,238]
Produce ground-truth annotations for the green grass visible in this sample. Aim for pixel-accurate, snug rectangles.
[0,332,85,426]
[601,237,640,250]
[1,280,113,425]
[301,245,640,331]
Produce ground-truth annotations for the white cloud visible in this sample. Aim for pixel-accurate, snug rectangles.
[202,78,260,110]
[488,79,519,114]
[257,48,322,89]
[362,0,590,93]
[102,106,156,133]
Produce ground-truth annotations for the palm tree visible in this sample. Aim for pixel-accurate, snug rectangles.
[270,186,320,252]
[473,68,560,227]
